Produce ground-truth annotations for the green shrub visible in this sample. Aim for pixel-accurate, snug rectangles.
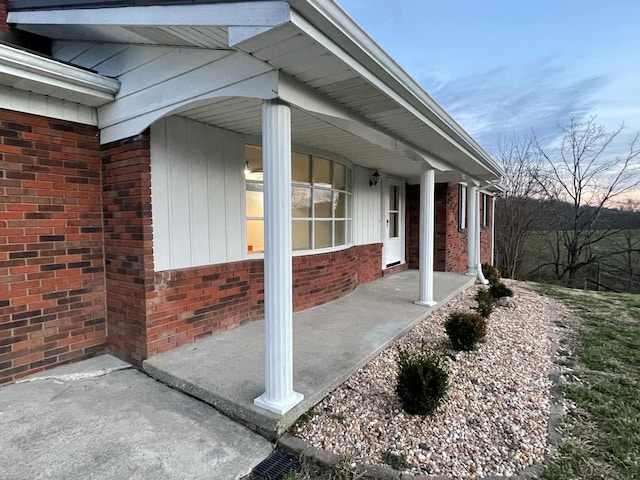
[395,344,448,415]
[381,451,410,471]
[482,263,501,285]
[489,282,514,299]
[445,312,487,351]
[473,288,496,318]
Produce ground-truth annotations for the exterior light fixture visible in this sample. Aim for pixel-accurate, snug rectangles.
[369,169,380,187]
[244,161,251,177]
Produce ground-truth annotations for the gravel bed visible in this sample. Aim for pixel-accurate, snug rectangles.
[293,281,561,478]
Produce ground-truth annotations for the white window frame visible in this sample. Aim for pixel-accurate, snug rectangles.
[244,146,353,256]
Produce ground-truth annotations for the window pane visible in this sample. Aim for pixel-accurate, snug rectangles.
[334,191,346,218]
[334,163,346,190]
[292,187,311,218]
[314,220,332,249]
[292,153,311,184]
[246,219,264,253]
[390,185,399,210]
[345,167,352,191]
[292,220,311,250]
[314,189,332,218]
[313,157,331,187]
[389,212,399,238]
[335,220,345,246]
[245,145,263,181]
[245,183,264,218]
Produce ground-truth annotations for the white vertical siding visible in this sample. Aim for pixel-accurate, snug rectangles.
[352,165,381,245]
[150,116,244,271]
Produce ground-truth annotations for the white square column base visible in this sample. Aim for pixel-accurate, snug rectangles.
[254,391,304,415]
[414,300,437,307]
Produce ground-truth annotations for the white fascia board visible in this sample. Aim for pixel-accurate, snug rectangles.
[0,43,119,102]
[288,0,504,179]
[278,74,452,172]
[8,2,290,27]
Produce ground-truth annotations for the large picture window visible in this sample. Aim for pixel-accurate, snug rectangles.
[245,145,352,254]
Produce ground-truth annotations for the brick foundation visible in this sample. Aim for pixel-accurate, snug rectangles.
[0,109,106,384]
[146,243,383,357]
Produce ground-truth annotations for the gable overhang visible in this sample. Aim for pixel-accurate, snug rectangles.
[7,0,504,186]
[0,42,120,106]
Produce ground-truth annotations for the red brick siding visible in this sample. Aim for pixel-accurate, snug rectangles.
[434,183,448,271]
[101,131,154,366]
[0,1,8,33]
[0,109,106,384]
[356,243,383,283]
[406,183,456,272]
[444,184,468,272]
[480,195,492,265]
[145,244,383,357]
[406,184,420,269]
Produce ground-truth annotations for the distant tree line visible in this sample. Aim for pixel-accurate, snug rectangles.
[494,116,640,293]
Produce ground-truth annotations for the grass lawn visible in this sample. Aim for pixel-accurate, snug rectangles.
[533,284,640,479]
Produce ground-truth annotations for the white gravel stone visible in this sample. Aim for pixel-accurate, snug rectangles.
[293,281,562,478]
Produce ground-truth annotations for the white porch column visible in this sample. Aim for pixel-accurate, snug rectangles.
[254,99,303,415]
[491,196,496,265]
[415,166,437,307]
[466,184,478,277]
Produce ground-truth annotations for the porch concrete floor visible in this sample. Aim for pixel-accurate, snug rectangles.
[143,270,475,439]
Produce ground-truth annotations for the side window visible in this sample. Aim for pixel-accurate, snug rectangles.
[458,184,467,231]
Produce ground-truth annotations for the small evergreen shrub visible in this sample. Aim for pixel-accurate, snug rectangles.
[445,312,487,351]
[395,344,448,415]
[482,263,501,285]
[381,451,410,471]
[473,288,496,318]
[489,282,514,299]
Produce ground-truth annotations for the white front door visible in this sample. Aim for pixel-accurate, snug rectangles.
[384,180,404,267]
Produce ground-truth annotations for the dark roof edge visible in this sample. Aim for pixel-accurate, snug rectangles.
[8,0,251,11]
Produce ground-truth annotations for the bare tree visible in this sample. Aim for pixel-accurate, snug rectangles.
[533,116,640,287]
[494,135,550,278]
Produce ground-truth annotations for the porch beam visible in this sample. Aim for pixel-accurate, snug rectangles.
[254,99,304,415]
[415,166,437,307]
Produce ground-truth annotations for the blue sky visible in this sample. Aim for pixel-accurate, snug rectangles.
[336,0,640,155]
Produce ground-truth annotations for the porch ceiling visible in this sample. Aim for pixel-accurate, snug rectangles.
[174,97,427,182]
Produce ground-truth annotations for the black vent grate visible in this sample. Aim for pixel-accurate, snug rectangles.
[253,451,301,480]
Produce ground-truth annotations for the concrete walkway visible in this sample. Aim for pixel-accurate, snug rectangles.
[144,270,474,439]
[0,355,272,480]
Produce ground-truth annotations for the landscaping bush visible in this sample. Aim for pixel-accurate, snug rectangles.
[473,288,496,318]
[395,344,448,415]
[445,312,487,351]
[489,282,514,299]
[482,263,501,285]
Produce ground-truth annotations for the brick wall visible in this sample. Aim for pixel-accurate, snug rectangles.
[480,195,492,265]
[0,1,8,33]
[101,131,154,366]
[434,183,448,270]
[444,184,468,272]
[406,182,466,272]
[0,109,106,384]
[146,244,383,357]
[406,184,419,269]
